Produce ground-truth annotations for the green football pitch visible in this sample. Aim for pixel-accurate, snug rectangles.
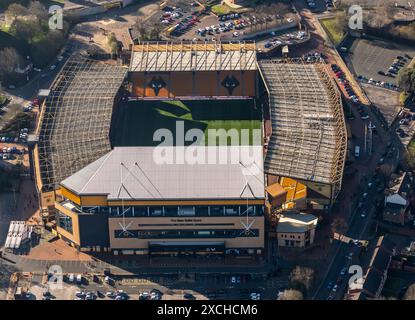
[113,99,262,147]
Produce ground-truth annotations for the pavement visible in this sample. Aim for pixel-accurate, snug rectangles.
[299,6,370,105]
[313,98,403,300]
[11,269,288,300]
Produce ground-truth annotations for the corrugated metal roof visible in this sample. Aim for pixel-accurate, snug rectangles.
[259,60,346,188]
[61,146,265,201]
[130,41,257,72]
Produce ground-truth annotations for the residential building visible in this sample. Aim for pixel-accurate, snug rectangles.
[276,211,318,248]
[347,236,396,300]
[383,172,413,225]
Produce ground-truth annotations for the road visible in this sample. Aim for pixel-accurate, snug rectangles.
[314,100,403,300]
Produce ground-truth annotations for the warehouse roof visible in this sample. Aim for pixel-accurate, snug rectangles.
[61,146,265,201]
[129,41,257,72]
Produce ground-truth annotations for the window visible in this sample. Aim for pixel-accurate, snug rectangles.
[57,212,73,234]
[225,206,238,216]
[149,207,163,216]
[210,206,223,216]
[113,229,259,239]
[178,206,195,216]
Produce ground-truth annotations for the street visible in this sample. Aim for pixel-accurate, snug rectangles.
[314,101,403,300]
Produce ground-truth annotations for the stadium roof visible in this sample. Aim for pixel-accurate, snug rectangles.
[259,59,347,199]
[61,146,265,201]
[129,41,257,72]
[36,56,127,192]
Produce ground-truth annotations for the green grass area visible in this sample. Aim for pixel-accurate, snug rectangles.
[400,91,410,106]
[113,99,262,147]
[320,18,345,46]
[211,4,231,15]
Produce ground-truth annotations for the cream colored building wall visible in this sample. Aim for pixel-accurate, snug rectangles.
[108,216,264,249]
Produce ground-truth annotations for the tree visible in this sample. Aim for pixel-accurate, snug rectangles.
[277,289,303,300]
[107,32,118,55]
[133,17,147,41]
[28,1,48,21]
[332,217,348,234]
[0,48,24,83]
[5,3,28,20]
[365,5,392,29]
[289,266,315,295]
[333,11,347,33]
[149,23,163,41]
[11,17,43,41]
[398,67,415,93]
[403,283,415,300]
[31,29,64,66]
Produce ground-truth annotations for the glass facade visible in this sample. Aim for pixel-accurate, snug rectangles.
[57,211,73,234]
[114,228,260,239]
[79,204,264,217]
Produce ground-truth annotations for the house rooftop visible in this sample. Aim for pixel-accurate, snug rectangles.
[276,212,318,233]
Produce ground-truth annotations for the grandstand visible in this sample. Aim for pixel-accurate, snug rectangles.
[259,59,347,206]
[129,41,258,98]
[29,41,349,255]
[33,56,127,204]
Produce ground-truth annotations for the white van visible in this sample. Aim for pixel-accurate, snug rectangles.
[354,146,360,158]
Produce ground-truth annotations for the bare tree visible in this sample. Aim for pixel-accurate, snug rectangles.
[28,1,49,21]
[403,283,415,300]
[0,48,24,83]
[277,289,304,300]
[5,3,28,20]
[365,5,393,29]
[332,217,348,234]
[289,266,315,295]
[149,22,163,41]
[133,17,147,41]
[398,67,415,93]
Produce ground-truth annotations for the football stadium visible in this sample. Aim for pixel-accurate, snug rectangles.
[30,41,346,256]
